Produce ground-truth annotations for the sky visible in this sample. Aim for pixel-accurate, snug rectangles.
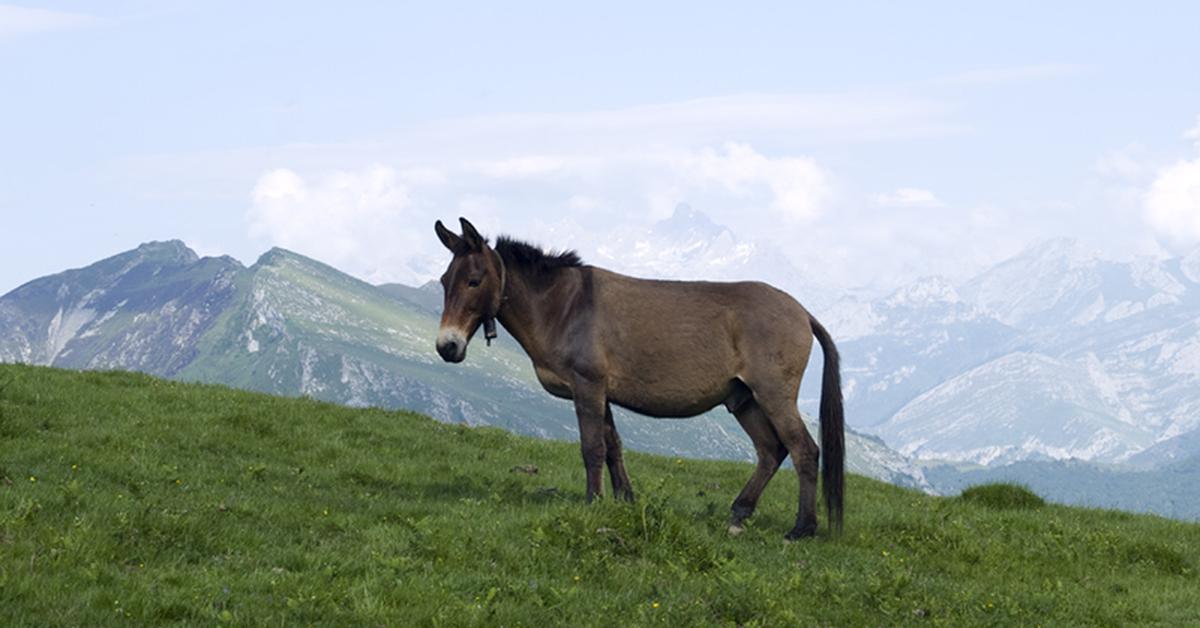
[2,1,1199,299]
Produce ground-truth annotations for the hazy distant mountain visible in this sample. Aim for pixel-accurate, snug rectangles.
[0,239,927,489]
[1127,428,1200,469]
[876,352,1154,465]
[838,238,1200,468]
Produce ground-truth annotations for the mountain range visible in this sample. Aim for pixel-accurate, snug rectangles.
[5,206,1200,519]
[830,238,1200,470]
[0,237,926,489]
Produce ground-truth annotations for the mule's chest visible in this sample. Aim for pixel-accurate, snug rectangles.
[534,364,573,399]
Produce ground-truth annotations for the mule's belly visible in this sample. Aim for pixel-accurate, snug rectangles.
[535,362,735,417]
[607,376,735,418]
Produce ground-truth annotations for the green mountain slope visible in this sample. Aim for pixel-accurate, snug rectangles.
[0,241,927,487]
[1,364,1197,626]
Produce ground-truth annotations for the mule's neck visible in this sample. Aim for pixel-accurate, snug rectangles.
[493,251,584,365]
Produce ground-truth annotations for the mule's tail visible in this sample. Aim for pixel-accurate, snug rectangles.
[811,315,845,533]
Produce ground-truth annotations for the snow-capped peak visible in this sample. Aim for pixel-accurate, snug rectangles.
[885,276,961,308]
[650,203,736,245]
[1182,246,1200,284]
[1016,237,1099,269]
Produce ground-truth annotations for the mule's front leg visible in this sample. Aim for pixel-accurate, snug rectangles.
[573,379,608,502]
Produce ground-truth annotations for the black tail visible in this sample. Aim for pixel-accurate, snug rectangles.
[811,316,844,533]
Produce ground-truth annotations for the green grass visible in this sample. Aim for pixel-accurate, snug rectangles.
[1,364,1198,626]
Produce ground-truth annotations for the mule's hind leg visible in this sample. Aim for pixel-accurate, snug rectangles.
[603,403,635,501]
[728,399,788,535]
[755,394,821,540]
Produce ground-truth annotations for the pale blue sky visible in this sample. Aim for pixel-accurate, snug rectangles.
[3,1,1199,295]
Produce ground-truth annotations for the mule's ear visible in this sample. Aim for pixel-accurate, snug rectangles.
[459,217,486,251]
[435,220,467,254]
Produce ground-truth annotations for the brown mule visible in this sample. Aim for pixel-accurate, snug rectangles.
[434,218,844,538]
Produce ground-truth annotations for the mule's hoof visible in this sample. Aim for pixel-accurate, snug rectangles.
[727,524,745,537]
[784,525,817,541]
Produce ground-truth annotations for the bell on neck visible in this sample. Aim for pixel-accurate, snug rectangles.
[483,317,497,346]
[484,248,506,347]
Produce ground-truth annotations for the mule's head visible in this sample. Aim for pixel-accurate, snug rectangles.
[434,217,505,363]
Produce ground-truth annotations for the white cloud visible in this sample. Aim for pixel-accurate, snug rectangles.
[173,89,1012,292]
[242,141,837,286]
[874,187,943,208]
[112,90,961,215]
[471,143,835,227]
[1186,116,1200,148]
[1145,158,1200,249]
[1141,117,1200,250]
[676,142,831,223]
[246,165,436,284]
[0,5,99,38]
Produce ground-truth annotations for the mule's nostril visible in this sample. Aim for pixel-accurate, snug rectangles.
[437,338,464,362]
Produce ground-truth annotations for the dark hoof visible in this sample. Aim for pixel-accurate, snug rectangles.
[784,524,817,541]
[730,504,754,525]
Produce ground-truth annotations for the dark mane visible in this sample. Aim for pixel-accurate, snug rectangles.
[495,236,583,286]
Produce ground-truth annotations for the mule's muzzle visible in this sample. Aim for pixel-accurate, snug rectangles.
[437,341,464,363]
[436,329,468,363]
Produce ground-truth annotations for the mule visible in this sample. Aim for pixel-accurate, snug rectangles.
[433,218,844,538]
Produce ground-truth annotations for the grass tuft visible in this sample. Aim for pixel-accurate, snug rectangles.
[959,482,1046,510]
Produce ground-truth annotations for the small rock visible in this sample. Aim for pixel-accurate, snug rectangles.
[511,464,539,475]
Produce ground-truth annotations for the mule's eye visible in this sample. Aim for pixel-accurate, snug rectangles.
[467,278,481,288]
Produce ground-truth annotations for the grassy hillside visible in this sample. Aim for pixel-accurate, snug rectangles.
[1,364,1198,626]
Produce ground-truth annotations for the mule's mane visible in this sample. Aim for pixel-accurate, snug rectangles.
[495,236,583,286]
